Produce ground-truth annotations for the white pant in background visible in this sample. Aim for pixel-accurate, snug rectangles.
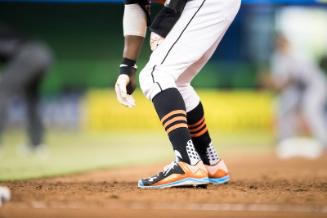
[303,83,327,146]
[140,0,241,112]
[278,83,327,147]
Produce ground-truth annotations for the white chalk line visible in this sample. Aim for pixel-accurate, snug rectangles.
[130,203,327,213]
[21,202,327,213]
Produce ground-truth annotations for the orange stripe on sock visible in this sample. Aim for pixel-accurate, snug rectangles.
[166,123,188,134]
[161,110,186,124]
[163,116,187,129]
[188,116,205,128]
[189,121,206,133]
[191,126,208,138]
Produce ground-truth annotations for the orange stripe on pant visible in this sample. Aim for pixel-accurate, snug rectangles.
[191,126,208,138]
[189,121,206,133]
[161,110,187,124]
[166,123,188,134]
[188,116,205,128]
[163,116,187,129]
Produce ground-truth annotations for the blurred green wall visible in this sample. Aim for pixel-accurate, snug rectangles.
[0,3,256,94]
[0,3,128,93]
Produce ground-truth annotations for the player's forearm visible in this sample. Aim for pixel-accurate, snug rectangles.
[150,0,188,37]
[123,35,144,61]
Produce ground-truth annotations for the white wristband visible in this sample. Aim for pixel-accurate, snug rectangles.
[123,4,147,37]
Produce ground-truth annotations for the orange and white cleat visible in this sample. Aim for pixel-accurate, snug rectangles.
[138,161,208,189]
[205,159,230,185]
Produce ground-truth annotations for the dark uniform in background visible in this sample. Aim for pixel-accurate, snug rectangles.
[0,23,52,152]
[320,54,327,75]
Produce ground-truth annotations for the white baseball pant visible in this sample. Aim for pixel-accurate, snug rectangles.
[139,0,241,112]
[303,82,327,146]
[277,83,327,147]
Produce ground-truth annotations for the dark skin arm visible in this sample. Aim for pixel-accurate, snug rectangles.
[119,35,145,95]
[123,35,145,61]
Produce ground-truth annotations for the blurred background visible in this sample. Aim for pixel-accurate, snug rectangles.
[0,0,326,181]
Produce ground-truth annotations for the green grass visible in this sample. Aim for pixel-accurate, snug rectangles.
[0,129,274,181]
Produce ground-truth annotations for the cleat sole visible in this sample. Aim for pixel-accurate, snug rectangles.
[138,177,209,189]
[208,175,230,185]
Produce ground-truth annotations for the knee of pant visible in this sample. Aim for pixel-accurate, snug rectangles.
[177,85,200,112]
[20,41,53,71]
[139,66,177,100]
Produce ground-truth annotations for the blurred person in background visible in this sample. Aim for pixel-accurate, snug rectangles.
[261,33,327,159]
[0,23,52,156]
[319,54,327,75]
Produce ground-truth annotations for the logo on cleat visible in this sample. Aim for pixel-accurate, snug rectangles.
[148,177,156,182]
[174,150,182,161]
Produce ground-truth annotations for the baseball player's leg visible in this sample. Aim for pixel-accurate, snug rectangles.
[25,73,45,149]
[0,38,24,145]
[275,90,311,159]
[185,98,229,184]
[175,38,230,184]
[22,42,51,152]
[0,83,10,146]
[146,40,221,167]
[0,41,51,149]
[303,86,327,147]
[276,93,300,142]
[138,0,240,188]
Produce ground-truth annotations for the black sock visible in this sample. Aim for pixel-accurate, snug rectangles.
[152,88,200,165]
[187,102,219,165]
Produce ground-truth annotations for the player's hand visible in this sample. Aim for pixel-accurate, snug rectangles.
[150,32,165,51]
[115,74,136,108]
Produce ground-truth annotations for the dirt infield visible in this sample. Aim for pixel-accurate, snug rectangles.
[1,152,327,218]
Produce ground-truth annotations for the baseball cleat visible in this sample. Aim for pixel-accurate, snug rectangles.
[205,159,230,185]
[138,161,208,189]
